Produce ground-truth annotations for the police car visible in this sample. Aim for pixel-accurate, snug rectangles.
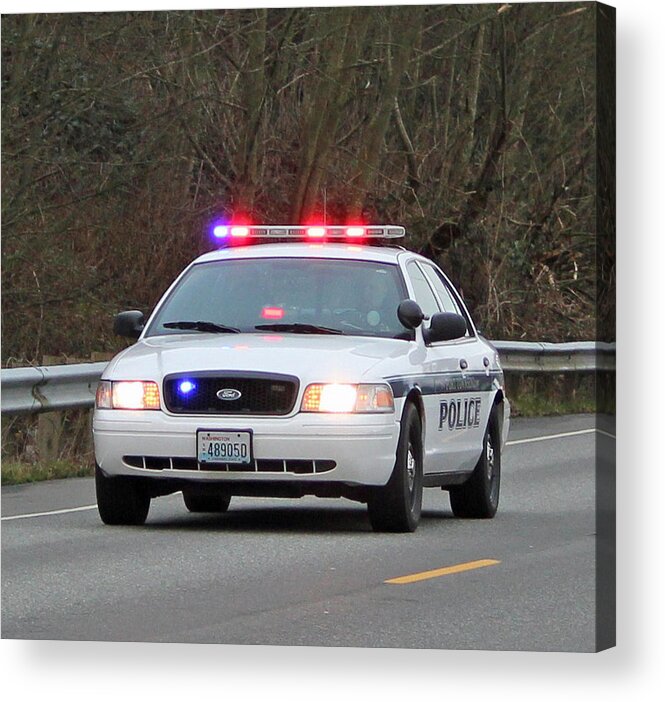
[93,225,509,532]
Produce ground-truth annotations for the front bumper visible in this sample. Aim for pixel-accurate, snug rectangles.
[93,409,400,487]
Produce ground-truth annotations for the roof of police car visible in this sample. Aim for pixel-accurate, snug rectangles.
[194,242,410,265]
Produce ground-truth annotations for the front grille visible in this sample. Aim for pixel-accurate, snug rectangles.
[163,372,298,415]
[123,456,336,474]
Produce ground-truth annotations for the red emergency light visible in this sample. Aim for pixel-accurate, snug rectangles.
[261,306,285,320]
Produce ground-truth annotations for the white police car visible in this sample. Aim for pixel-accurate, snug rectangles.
[93,225,509,532]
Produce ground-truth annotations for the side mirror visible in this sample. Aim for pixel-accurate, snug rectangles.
[114,310,145,340]
[424,312,467,344]
[397,299,424,329]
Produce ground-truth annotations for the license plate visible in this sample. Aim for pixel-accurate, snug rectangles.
[197,429,252,465]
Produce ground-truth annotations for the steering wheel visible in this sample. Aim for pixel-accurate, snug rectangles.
[333,308,365,331]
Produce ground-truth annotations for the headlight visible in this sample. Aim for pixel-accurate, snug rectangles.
[95,380,161,410]
[301,383,394,413]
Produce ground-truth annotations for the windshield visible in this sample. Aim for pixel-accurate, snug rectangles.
[146,257,410,339]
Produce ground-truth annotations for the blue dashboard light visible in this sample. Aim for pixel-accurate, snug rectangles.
[178,380,196,395]
[213,225,229,239]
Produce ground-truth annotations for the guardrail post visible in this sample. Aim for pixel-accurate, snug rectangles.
[37,412,63,463]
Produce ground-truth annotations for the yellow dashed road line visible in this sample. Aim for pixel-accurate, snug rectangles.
[385,559,500,585]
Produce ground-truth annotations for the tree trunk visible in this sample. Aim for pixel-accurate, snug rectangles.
[291,7,371,222]
[345,6,423,219]
[235,8,267,215]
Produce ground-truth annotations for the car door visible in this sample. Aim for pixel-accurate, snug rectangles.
[400,260,472,475]
[417,261,493,470]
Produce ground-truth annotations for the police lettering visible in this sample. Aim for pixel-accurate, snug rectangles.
[439,397,481,431]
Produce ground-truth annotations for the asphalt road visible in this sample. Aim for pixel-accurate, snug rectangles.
[1,414,609,651]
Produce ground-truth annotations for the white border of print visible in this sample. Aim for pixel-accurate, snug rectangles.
[1,1,662,701]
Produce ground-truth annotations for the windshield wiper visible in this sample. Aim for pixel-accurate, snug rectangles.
[163,320,241,333]
[254,323,344,335]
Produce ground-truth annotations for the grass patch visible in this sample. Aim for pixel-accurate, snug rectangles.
[509,393,596,417]
[504,372,599,417]
[2,409,95,485]
[1,460,94,486]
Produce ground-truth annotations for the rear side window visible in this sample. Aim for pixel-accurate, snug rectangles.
[405,261,441,318]
[420,264,461,314]
[420,263,474,336]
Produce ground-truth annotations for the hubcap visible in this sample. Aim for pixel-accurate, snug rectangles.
[486,437,495,483]
[407,445,416,495]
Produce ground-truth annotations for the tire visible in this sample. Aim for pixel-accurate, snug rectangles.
[182,491,231,513]
[449,406,501,518]
[368,403,423,533]
[95,465,150,525]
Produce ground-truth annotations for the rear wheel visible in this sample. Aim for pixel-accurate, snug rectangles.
[449,406,501,518]
[368,403,423,533]
[95,465,150,525]
[182,491,231,513]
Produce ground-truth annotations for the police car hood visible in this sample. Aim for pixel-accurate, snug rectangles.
[104,333,412,383]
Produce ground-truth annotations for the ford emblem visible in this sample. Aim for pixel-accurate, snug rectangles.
[217,388,242,401]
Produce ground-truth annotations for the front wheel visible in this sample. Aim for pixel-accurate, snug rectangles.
[95,466,150,525]
[367,403,423,533]
[449,406,501,518]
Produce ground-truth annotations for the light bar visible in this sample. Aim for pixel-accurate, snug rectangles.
[213,225,405,240]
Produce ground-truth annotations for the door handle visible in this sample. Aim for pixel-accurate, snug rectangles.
[459,359,468,370]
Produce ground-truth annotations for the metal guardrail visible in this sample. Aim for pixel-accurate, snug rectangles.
[0,342,615,416]
[0,362,108,415]
[492,341,615,373]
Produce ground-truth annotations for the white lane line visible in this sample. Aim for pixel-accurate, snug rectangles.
[507,427,615,446]
[1,504,97,522]
[1,490,183,522]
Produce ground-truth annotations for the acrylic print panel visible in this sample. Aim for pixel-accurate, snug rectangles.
[0,1,615,652]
